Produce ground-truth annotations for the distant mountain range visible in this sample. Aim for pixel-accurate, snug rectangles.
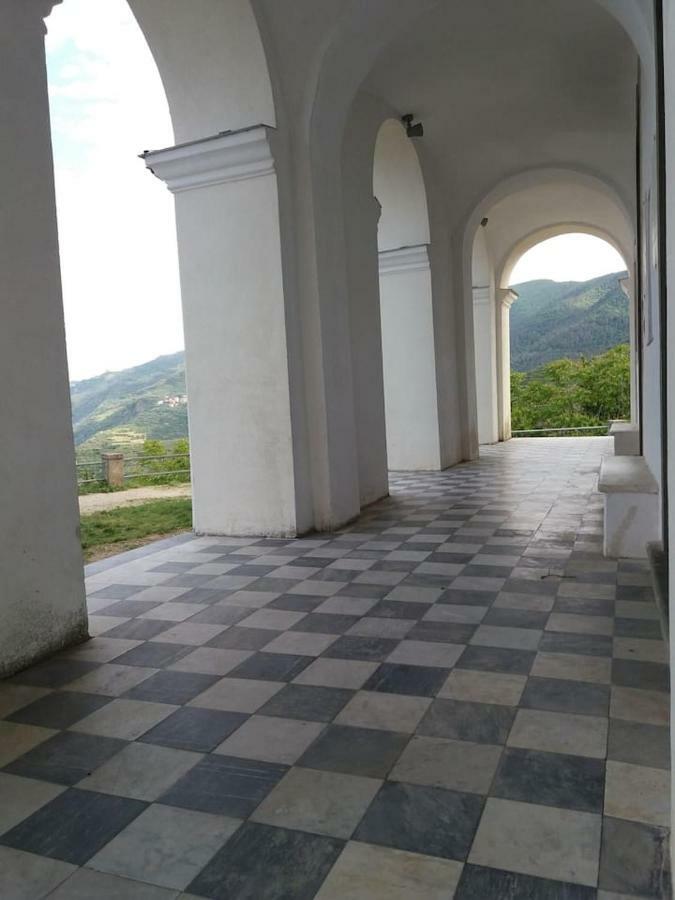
[70,351,187,450]
[70,271,630,448]
[510,271,629,371]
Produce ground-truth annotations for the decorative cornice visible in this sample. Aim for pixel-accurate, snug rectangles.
[619,275,632,298]
[472,286,491,305]
[141,125,275,194]
[378,244,430,276]
[498,288,518,309]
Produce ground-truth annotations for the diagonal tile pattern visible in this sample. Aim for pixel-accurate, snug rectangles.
[0,438,671,898]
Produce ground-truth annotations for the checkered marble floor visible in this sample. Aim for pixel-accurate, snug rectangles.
[0,437,671,899]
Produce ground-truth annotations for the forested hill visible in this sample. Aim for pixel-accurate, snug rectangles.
[510,271,629,371]
[70,351,187,448]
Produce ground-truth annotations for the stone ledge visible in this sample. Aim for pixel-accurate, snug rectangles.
[609,421,639,434]
[598,455,658,495]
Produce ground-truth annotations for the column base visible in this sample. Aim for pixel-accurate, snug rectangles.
[1,616,89,679]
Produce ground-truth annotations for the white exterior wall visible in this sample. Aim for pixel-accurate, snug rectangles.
[0,1,87,675]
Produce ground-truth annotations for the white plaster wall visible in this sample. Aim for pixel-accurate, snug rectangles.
[129,0,275,142]
[374,120,430,252]
[380,264,442,470]
[0,3,87,675]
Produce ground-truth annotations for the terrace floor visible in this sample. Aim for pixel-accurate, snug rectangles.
[0,437,671,899]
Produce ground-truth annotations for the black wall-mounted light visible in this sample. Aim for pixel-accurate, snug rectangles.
[402,113,424,138]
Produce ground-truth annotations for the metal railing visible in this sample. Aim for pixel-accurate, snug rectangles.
[123,453,190,481]
[512,425,609,436]
[76,451,190,487]
[75,459,105,484]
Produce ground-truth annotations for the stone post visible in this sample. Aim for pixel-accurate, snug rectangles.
[102,453,125,488]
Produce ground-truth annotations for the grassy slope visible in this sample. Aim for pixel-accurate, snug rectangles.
[80,498,192,561]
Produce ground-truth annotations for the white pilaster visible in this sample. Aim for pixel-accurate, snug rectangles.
[472,285,499,444]
[144,126,309,535]
[497,288,518,441]
[0,0,87,675]
[379,244,445,469]
[346,195,389,505]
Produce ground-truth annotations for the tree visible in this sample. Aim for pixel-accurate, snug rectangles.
[511,344,630,433]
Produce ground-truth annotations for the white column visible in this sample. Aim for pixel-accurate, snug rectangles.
[497,288,518,441]
[472,285,499,444]
[0,0,87,675]
[346,196,389,505]
[379,244,444,470]
[144,127,310,536]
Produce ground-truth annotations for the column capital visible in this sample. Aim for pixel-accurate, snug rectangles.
[498,288,518,309]
[472,285,491,305]
[0,0,61,34]
[378,243,430,276]
[142,125,276,193]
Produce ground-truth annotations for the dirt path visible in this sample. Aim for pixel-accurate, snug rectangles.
[79,484,192,515]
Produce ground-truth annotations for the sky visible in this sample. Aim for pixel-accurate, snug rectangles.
[46,0,182,382]
[509,233,626,284]
[46,1,627,382]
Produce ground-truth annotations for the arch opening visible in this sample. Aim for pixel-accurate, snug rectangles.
[472,224,634,446]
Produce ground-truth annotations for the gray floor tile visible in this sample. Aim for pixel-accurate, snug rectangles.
[521,676,610,716]
[298,723,408,778]
[252,766,381,839]
[139,706,248,752]
[4,730,125,785]
[354,781,483,860]
[160,753,287,818]
[188,821,343,900]
[215,715,324,764]
[0,847,75,900]
[468,797,601,887]
[315,841,463,900]
[492,747,605,813]
[419,698,515,744]
[390,735,502,794]
[77,741,201,801]
[0,788,146,865]
[456,864,597,899]
[89,803,239,890]
[599,817,671,898]
[607,719,671,770]
[508,708,608,758]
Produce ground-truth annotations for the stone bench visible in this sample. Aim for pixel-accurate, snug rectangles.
[598,455,659,558]
[608,421,639,456]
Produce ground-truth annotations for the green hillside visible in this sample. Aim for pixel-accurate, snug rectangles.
[70,351,187,451]
[510,271,629,371]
